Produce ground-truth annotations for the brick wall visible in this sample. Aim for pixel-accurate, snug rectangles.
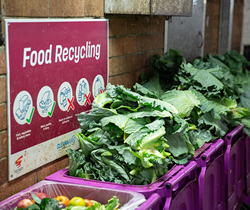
[108,16,165,88]
[0,1,165,202]
[204,0,220,55]
[232,0,244,53]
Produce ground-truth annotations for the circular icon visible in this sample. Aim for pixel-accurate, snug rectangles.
[57,82,73,112]
[37,86,54,118]
[76,78,90,106]
[13,91,33,125]
[92,75,105,98]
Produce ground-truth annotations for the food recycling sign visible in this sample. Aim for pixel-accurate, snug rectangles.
[5,19,108,180]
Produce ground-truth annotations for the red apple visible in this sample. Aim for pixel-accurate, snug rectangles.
[17,198,33,209]
[32,192,49,203]
[36,193,48,199]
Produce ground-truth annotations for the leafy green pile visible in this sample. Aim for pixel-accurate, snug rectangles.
[67,49,250,185]
[67,84,198,185]
[137,49,250,139]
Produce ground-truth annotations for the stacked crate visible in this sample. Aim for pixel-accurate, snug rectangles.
[1,125,249,209]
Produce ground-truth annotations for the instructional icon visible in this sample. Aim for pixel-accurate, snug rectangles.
[13,91,34,125]
[57,82,73,112]
[60,87,71,107]
[37,86,55,118]
[76,78,90,106]
[92,75,105,98]
[39,91,52,112]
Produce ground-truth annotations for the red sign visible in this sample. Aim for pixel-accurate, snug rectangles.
[6,19,108,179]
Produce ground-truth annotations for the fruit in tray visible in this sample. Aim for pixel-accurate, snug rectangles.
[82,199,93,208]
[68,197,86,207]
[16,198,33,209]
[15,193,120,210]
[31,193,49,203]
[56,195,70,207]
[36,193,48,200]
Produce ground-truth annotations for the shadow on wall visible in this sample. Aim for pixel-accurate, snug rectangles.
[244,45,250,70]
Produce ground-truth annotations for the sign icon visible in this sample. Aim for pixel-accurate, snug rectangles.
[48,101,56,117]
[37,86,54,118]
[57,82,73,112]
[92,75,105,98]
[60,87,71,107]
[67,96,75,111]
[76,78,90,106]
[84,93,91,105]
[13,91,34,125]
[15,95,31,120]
[26,107,35,124]
[100,88,105,94]
[39,91,52,113]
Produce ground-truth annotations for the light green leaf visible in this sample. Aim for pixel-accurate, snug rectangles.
[184,63,224,91]
[133,75,164,98]
[100,114,129,131]
[198,112,228,137]
[139,96,178,114]
[190,87,230,115]
[78,107,117,130]
[127,107,172,119]
[161,89,200,118]
[124,118,147,134]
[92,91,113,108]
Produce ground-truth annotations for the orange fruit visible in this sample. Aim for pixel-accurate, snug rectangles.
[55,195,70,207]
[84,199,93,207]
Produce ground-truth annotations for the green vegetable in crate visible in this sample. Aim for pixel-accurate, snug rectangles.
[67,83,196,185]
[136,49,250,147]
[67,49,250,186]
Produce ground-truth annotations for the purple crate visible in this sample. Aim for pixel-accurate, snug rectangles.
[245,135,250,196]
[195,138,225,210]
[136,193,161,210]
[224,125,245,210]
[46,163,190,210]
[0,180,146,210]
[46,136,215,210]
[242,195,250,206]
[162,161,198,210]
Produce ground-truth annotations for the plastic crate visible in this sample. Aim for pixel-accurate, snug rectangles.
[0,180,146,210]
[245,135,250,196]
[46,162,191,210]
[195,138,225,210]
[136,193,161,210]
[224,125,245,210]
[46,135,220,210]
[162,161,198,210]
[46,161,200,210]
[161,141,225,210]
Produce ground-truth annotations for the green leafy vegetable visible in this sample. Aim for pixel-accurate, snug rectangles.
[67,49,250,186]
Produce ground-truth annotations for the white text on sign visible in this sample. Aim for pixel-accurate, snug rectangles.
[23,42,101,67]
